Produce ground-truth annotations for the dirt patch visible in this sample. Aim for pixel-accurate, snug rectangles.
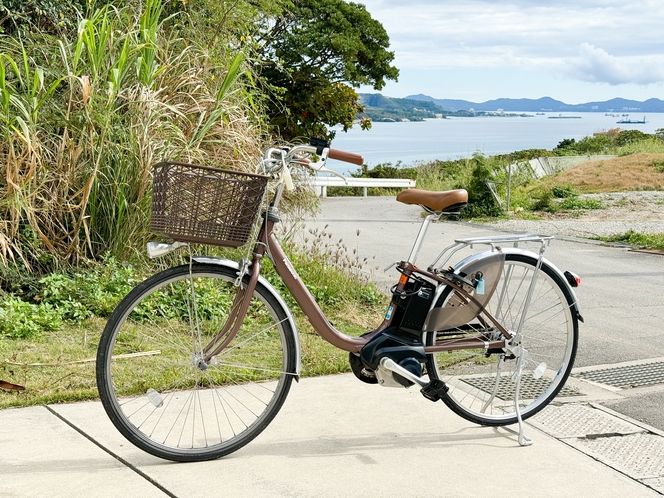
[549,153,664,192]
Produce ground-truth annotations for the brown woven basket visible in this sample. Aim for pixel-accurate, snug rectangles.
[151,162,268,247]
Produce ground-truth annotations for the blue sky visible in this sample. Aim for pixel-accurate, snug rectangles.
[358,0,664,103]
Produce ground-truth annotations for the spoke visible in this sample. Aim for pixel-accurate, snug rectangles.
[216,316,291,359]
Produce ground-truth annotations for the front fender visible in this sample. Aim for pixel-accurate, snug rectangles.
[192,256,301,379]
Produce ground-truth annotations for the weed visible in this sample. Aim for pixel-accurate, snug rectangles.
[552,184,579,198]
[0,0,263,272]
[0,296,63,338]
[559,197,604,210]
[651,159,664,173]
[596,231,664,251]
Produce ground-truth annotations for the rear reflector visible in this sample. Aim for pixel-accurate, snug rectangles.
[564,270,581,287]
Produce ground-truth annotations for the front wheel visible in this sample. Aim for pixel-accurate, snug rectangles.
[96,263,297,461]
[426,253,578,426]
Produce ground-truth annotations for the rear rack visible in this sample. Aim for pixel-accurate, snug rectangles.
[429,233,554,271]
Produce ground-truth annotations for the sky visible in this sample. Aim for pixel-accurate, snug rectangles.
[357,0,664,104]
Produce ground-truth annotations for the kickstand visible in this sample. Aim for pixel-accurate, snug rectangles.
[502,348,533,446]
[513,372,533,446]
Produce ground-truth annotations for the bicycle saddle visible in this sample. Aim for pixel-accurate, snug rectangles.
[396,189,468,213]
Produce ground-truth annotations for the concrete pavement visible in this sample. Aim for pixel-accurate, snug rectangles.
[2,196,664,497]
[2,374,661,497]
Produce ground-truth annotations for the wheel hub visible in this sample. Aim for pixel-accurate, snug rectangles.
[192,354,208,370]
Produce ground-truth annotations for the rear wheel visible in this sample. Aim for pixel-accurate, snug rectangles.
[96,263,297,461]
[426,253,578,426]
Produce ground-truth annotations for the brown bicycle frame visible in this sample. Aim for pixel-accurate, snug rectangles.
[202,211,512,363]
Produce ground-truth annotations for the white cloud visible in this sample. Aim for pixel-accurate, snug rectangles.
[361,0,664,65]
[563,43,664,85]
[357,0,664,100]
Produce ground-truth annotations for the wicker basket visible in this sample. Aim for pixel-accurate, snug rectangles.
[151,162,268,247]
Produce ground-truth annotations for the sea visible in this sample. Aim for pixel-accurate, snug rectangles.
[328,112,664,175]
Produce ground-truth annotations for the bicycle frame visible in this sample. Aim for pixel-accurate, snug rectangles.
[198,204,538,364]
[192,143,581,372]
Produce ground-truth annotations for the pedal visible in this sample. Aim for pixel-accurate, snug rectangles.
[420,379,449,402]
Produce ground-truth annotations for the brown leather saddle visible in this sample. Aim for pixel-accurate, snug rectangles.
[396,188,468,214]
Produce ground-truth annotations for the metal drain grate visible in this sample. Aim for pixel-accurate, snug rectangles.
[574,361,664,388]
[462,376,581,400]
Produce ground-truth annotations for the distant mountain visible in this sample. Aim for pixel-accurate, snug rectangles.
[405,94,664,113]
[358,94,532,121]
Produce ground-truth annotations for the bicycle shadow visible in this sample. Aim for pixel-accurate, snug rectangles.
[233,425,525,462]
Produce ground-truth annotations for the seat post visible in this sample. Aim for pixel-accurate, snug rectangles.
[407,214,437,264]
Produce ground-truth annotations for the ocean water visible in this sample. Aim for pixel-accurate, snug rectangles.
[328,112,664,174]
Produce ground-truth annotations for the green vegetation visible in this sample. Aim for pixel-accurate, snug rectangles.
[0,0,398,406]
[0,241,387,407]
[360,94,446,121]
[0,0,262,277]
[553,128,664,156]
[596,231,664,251]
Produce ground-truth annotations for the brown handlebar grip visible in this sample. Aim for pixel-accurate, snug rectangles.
[327,148,364,165]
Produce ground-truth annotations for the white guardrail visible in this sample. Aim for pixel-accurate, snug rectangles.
[311,177,416,197]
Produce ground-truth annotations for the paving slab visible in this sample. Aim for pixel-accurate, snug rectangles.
[0,406,168,498]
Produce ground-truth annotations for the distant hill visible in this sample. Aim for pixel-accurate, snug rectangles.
[358,94,447,121]
[405,94,664,113]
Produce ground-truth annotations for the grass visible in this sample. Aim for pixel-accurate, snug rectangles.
[540,153,664,193]
[0,319,104,407]
[595,231,664,251]
[0,242,388,408]
[0,0,263,272]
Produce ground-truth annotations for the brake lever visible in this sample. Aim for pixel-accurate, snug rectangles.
[289,149,347,183]
[317,166,348,183]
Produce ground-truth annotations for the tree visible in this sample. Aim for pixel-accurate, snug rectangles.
[254,0,399,140]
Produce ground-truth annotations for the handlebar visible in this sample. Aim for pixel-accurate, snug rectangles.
[327,148,364,165]
[260,143,364,191]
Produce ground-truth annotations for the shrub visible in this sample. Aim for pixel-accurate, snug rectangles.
[464,153,503,218]
[559,197,604,210]
[614,129,648,147]
[0,295,62,338]
[530,187,557,212]
[37,255,140,319]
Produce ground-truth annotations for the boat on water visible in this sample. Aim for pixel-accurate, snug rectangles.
[617,115,647,124]
[548,114,581,119]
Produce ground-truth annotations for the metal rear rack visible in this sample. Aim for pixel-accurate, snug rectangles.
[429,233,554,271]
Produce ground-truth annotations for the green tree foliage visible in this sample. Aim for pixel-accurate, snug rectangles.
[0,0,116,34]
[254,0,399,140]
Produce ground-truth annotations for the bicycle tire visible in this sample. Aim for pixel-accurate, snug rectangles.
[426,253,578,426]
[96,263,297,462]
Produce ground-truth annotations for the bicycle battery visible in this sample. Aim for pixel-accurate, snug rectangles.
[392,278,436,335]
